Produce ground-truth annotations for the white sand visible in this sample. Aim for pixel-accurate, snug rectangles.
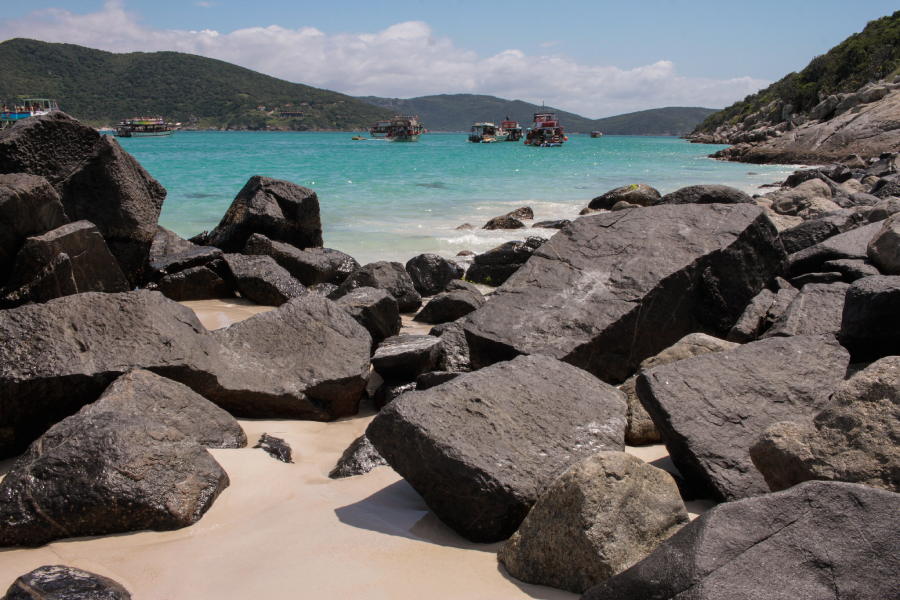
[0,299,714,598]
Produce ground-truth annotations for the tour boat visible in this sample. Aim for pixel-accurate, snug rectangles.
[502,118,523,142]
[386,115,425,142]
[370,120,391,138]
[591,131,603,138]
[115,117,174,138]
[468,122,509,143]
[0,98,60,131]
[524,110,567,147]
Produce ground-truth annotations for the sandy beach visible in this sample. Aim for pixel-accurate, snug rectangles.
[0,299,714,599]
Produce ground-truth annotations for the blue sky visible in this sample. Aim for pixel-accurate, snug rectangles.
[1,1,897,117]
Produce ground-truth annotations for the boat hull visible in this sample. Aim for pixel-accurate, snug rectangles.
[116,130,174,138]
[388,134,421,142]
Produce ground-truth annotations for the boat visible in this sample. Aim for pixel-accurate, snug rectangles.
[468,122,509,143]
[351,135,367,140]
[524,110,568,147]
[591,131,603,138]
[386,115,425,142]
[370,120,392,138]
[502,117,523,142]
[114,117,174,138]
[0,98,60,131]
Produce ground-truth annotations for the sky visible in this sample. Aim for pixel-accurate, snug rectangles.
[1,0,897,118]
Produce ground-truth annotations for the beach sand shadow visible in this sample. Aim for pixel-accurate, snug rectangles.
[496,563,580,600]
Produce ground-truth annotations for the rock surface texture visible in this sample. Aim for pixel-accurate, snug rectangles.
[371,335,442,381]
[334,286,401,349]
[751,356,900,493]
[148,226,223,282]
[2,565,132,600]
[636,334,849,501]
[786,221,882,277]
[867,212,900,274]
[761,282,849,338]
[222,253,307,306]
[465,204,786,383]
[366,354,626,542]
[498,452,689,594]
[581,481,900,600]
[243,233,358,285]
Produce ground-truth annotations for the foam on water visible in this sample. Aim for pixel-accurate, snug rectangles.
[119,132,798,265]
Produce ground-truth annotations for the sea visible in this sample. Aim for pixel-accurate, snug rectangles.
[119,132,799,265]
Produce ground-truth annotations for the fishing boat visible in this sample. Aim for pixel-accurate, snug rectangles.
[468,122,509,143]
[370,120,391,138]
[114,117,174,138]
[591,131,603,138]
[502,117,523,142]
[0,98,60,131]
[524,110,567,147]
[386,115,425,142]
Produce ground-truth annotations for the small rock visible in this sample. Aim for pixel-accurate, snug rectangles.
[222,253,307,306]
[254,433,293,463]
[149,226,223,281]
[839,275,900,361]
[532,219,571,229]
[371,335,442,381]
[332,261,422,312]
[244,233,358,286]
[455,223,474,230]
[404,253,460,296]
[610,201,639,211]
[158,263,233,301]
[3,565,132,600]
[413,289,483,324]
[328,434,386,479]
[429,319,472,372]
[414,370,461,390]
[482,215,525,230]
[334,286,401,349]
[588,183,661,210]
[867,212,900,274]
[727,289,776,343]
[442,278,484,300]
[373,380,416,410]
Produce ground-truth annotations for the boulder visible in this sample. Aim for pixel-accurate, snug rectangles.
[83,369,247,449]
[371,335,442,381]
[849,192,880,206]
[726,289,776,343]
[867,212,900,274]
[761,282,849,338]
[786,221,882,277]
[0,291,221,459]
[839,275,900,361]
[204,176,322,253]
[818,163,853,183]
[3,565,132,600]
[498,452,689,594]
[465,241,535,286]
[222,253,307,306]
[589,184,661,210]
[465,204,786,383]
[532,219,571,229]
[429,319,472,372]
[414,370,461,390]
[157,264,233,302]
[243,233,358,286]
[580,481,900,600]
[751,356,900,493]
[506,207,534,220]
[482,216,525,230]
[872,178,900,199]
[331,261,422,312]
[328,434,387,479]
[404,253,460,296]
[373,380,417,410]
[636,334,849,501]
[778,209,865,254]
[254,433,293,463]
[0,410,229,547]
[366,354,627,542]
[611,201,639,211]
[764,282,800,329]
[334,286,401,349]
[769,180,834,216]
[309,282,338,297]
[857,197,900,222]
[621,377,661,445]
[639,333,738,371]
[822,258,881,281]
[148,226,223,281]
[443,278,484,300]
[413,289,483,324]
[1,221,129,304]
[809,94,840,121]
[654,185,754,206]
[0,173,67,286]
[208,295,371,419]
[0,253,78,307]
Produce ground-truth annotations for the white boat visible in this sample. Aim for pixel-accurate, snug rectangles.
[115,117,174,138]
[0,98,60,131]
[468,122,509,143]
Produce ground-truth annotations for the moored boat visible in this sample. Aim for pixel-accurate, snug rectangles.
[370,120,391,138]
[0,98,60,131]
[468,122,509,143]
[502,117,523,142]
[386,115,425,142]
[115,117,174,138]
[524,110,567,147]
[591,131,603,138]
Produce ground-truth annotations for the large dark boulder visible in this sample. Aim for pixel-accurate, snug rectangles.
[751,356,900,493]
[222,253,307,306]
[334,286,401,349]
[412,289,483,324]
[581,481,900,600]
[0,410,229,547]
[1,221,129,305]
[760,282,849,338]
[654,184,754,206]
[588,183,661,210]
[839,275,900,361]
[370,335,442,381]
[148,226,223,281]
[404,253,460,296]
[243,233,358,285]
[636,334,849,501]
[205,176,322,253]
[0,291,220,459]
[207,295,371,419]
[366,354,626,542]
[84,369,247,449]
[786,221,882,277]
[465,204,786,383]
[0,173,67,286]
[498,452,689,594]
[157,264,234,302]
[778,209,865,254]
[331,261,422,312]
[3,565,132,600]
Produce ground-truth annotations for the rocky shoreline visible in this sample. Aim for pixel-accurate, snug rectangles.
[1,111,899,598]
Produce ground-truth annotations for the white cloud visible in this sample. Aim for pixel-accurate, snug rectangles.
[0,1,768,117]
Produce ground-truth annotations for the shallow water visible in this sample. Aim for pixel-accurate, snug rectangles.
[120,132,798,265]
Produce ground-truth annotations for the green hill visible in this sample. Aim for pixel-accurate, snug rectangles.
[694,10,900,133]
[0,38,394,130]
[357,94,718,135]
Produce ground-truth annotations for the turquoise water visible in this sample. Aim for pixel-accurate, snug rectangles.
[119,132,798,265]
